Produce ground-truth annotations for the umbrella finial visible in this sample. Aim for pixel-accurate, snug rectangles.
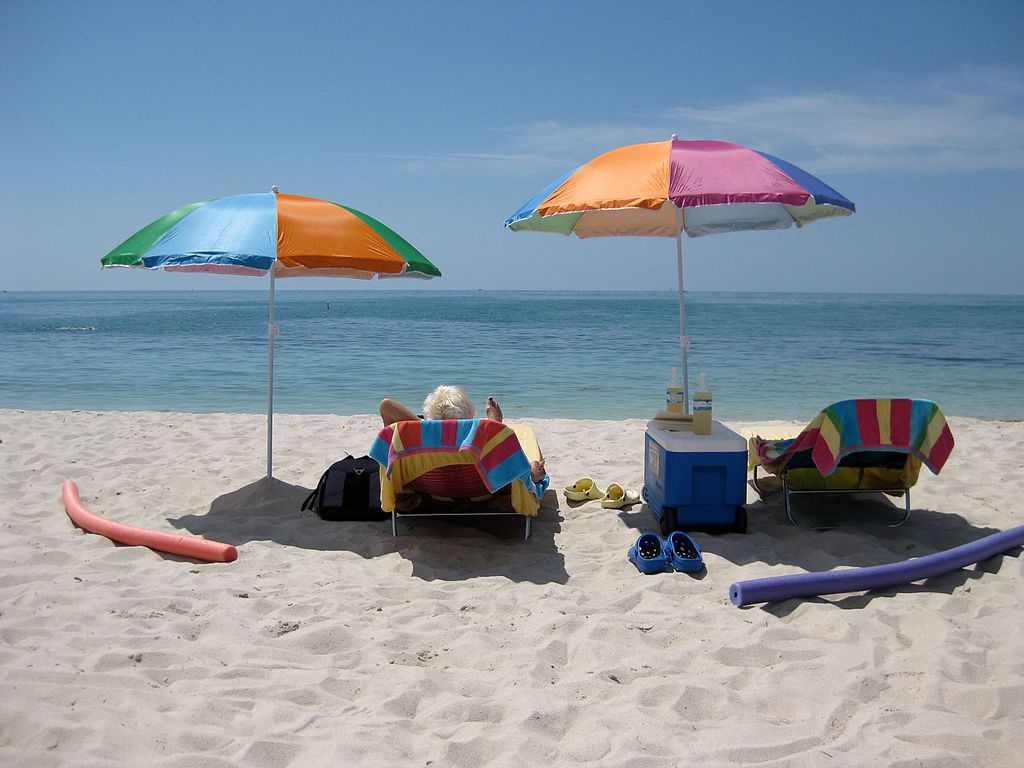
[271,185,279,194]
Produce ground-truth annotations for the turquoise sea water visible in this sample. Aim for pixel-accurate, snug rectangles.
[1,290,1021,421]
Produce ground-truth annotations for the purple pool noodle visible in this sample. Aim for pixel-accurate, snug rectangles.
[730,525,1024,607]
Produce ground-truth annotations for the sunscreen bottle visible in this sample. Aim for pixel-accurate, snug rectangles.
[666,367,685,413]
[693,372,713,435]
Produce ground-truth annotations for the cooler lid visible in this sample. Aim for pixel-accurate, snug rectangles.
[646,419,747,453]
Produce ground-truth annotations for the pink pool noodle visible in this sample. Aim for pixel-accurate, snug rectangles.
[62,480,237,563]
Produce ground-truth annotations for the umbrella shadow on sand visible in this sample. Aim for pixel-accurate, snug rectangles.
[169,479,568,584]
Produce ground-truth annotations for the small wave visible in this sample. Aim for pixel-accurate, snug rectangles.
[58,326,97,332]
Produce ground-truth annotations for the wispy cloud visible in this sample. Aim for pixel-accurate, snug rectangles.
[326,66,1024,175]
[512,65,1024,174]
[665,65,1024,172]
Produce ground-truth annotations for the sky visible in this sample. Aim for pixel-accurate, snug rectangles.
[2,0,1023,294]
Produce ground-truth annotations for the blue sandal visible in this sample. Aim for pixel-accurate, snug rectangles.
[666,530,703,573]
[628,532,671,574]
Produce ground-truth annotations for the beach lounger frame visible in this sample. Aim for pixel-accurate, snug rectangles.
[390,475,533,541]
[752,452,914,527]
[369,419,546,541]
[750,399,954,529]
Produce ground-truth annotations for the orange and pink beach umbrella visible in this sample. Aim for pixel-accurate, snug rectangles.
[505,137,855,411]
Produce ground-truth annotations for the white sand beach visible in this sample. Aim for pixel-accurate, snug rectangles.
[1,408,1021,767]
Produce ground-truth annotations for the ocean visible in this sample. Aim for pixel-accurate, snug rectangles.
[1,290,1021,422]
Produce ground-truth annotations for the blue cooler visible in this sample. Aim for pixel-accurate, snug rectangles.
[643,420,748,535]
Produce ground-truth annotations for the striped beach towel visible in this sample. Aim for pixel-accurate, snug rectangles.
[369,418,544,499]
[756,399,955,477]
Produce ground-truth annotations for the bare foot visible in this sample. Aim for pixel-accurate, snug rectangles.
[486,396,504,422]
[530,459,546,483]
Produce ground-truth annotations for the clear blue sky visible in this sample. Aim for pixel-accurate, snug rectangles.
[2,0,1022,294]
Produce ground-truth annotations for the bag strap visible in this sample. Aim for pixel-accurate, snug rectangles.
[301,467,334,511]
[301,487,317,511]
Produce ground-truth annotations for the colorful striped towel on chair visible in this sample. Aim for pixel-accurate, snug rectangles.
[369,418,543,499]
[756,399,955,477]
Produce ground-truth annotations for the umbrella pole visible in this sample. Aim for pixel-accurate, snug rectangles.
[675,207,690,414]
[266,269,276,479]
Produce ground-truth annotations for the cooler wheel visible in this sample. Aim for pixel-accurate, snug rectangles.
[659,506,678,537]
[732,506,748,534]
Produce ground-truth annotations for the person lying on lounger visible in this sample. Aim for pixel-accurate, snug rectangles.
[379,385,545,483]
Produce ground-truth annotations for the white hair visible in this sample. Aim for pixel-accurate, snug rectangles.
[422,385,476,420]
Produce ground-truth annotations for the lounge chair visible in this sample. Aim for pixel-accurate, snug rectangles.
[368,418,549,539]
[749,399,955,526]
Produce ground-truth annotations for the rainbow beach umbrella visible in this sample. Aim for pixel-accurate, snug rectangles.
[101,188,441,478]
[505,137,854,411]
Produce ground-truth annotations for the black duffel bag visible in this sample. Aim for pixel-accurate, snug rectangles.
[301,455,387,521]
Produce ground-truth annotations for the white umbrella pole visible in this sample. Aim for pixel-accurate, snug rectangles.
[266,269,276,479]
[675,207,690,414]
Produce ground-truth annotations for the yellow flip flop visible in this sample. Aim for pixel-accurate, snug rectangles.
[600,483,641,509]
[563,477,604,502]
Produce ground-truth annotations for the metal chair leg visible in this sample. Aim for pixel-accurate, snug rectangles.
[782,473,913,528]
[783,474,797,525]
[887,489,912,527]
[752,465,762,498]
